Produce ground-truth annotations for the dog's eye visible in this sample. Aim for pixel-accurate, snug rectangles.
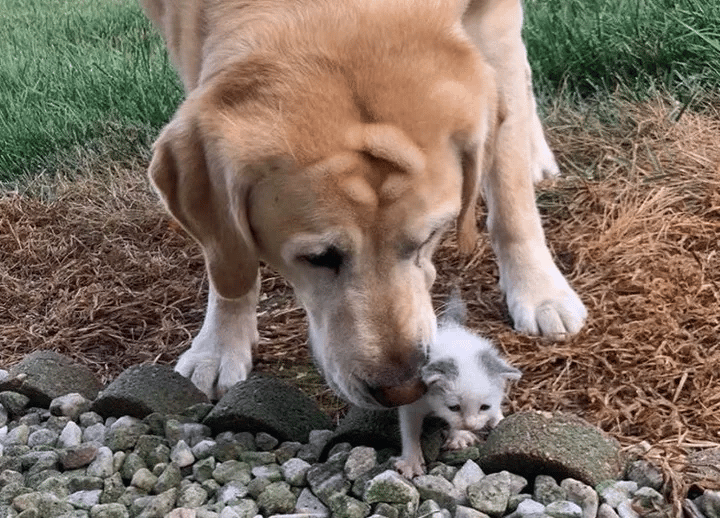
[301,246,344,273]
[479,404,491,411]
[448,404,461,412]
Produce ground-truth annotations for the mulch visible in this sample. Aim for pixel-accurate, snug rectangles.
[1,95,718,511]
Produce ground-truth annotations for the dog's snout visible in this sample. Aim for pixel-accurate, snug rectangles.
[366,346,427,407]
[367,378,427,407]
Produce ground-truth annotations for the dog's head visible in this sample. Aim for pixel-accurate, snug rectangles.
[148,28,497,409]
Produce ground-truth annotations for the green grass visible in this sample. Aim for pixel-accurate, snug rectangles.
[524,0,720,104]
[0,0,182,182]
[0,0,718,183]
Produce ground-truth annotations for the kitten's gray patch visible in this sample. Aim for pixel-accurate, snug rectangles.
[424,358,459,381]
[477,349,522,380]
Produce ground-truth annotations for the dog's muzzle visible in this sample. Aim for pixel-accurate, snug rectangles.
[366,378,427,407]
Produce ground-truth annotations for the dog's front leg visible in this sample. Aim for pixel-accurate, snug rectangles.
[463,0,587,336]
[175,275,260,400]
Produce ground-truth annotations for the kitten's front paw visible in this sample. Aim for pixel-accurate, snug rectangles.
[444,429,480,450]
[394,456,425,478]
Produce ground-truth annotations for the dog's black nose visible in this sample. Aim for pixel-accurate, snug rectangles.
[367,378,427,407]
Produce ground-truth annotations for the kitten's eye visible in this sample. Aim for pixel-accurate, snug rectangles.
[300,246,344,273]
[479,404,491,411]
[448,404,461,412]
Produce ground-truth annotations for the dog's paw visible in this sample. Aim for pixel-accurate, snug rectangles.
[504,261,587,337]
[394,456,425,478]
[530,137,560,184]
[175,339,252,400]
[444,429,480,450]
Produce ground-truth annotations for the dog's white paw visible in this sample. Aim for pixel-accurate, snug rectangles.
[394,456,425,478]
[505,263,587,337]
[444,429,480,450]
[175,335,253,400]
[530,146,560,184]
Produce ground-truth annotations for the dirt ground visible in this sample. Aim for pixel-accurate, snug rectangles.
[1,96,719,509]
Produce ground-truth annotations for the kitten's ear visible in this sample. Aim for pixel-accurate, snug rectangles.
[479,349,522,381]
[441,287,467,325]
[421,358,458,389]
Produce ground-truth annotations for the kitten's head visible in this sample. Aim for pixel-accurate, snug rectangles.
[421,323,521,432]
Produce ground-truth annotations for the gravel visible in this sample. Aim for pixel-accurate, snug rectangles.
[0,389,699,518]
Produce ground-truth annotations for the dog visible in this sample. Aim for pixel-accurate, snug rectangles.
[140,0,587,408]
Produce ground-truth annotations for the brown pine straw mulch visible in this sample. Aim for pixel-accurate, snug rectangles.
[1,95,719,511]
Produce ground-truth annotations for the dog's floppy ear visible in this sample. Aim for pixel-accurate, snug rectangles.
[148,100,259,299]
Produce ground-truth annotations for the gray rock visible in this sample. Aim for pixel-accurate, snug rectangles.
[13,490,74,516]
[429,464,458,482]
[344,446,377,481]
[413,474,462,512]
[598,481,637,508]
[624,460,664,492]
[49,393,93,420]
[328,493,372,518]
[695,490,720,518]
[130,468,158,492]
[534,475,566,505]
[281,458,312,486]
[631,486,665,514]
[3,424,28,446]
[455,504,491,518]
[176,482,207,508]
[467,472,512,517]
[212,460,251,485]
[135,488,177,518]
[37,475,69,499]
[83,423,107,444]
[452,460,485,498]
[203,375,332,443]
[92,364,208,419]
[545,501,583,518]
[479,411,625,487]
[226,499,258,518]
[67,476,104,493]
[363,470,419,518]
[276,441,303,465]
[257,481,296,515]
[90,503,130,518]
[560,478,598,518]
[100,473,125,504]
[295,487,330,517]
[58,421,83,449]
[514,498,546,515]
[192,457,216,483]
[417,499,451,518]
[86,447,114,478]
[616,500,639,518]
[153,462,182,493]
[251,464,283,482]
[170,440,195,468]
[254,432,279,451]
[106,416,151,451]
[0,352,102,407]
[67,490,102,510]
[27,428,57,448]
[306,460,351,505]
[217,480,249,505]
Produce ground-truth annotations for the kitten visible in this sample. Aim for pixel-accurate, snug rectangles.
[394,291,522,478]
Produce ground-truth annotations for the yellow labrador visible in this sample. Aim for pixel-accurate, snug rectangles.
[141,0,586,407]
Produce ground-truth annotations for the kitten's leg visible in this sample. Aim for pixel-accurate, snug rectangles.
[394,404,426,478]
[445,429,480,450]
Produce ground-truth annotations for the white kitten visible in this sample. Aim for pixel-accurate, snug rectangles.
[394,293,522,478]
